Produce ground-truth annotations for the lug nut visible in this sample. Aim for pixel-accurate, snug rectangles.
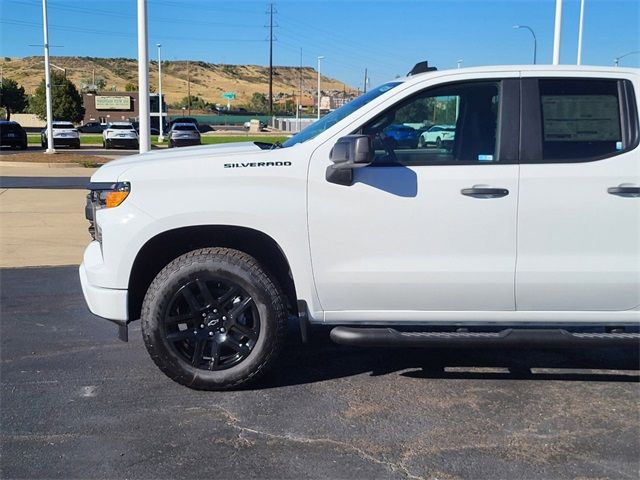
[220,327,225,333]
[222,316,227,321]
[209,331,214,336]
[213,309,218,313]
[200,324,205,329]
[202,313,206,317]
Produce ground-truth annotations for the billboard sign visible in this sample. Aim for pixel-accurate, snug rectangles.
[95,96,132,110]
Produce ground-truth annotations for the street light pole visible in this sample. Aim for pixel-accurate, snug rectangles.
[317,56,324,120]
[137,0,150,153]
[42,0,55,153]
[552,0,563,65]
[157,43,164,142]
[513,25,537,64]
[614,50,640,67]
[577,0,585,65]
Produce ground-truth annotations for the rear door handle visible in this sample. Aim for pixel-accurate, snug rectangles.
[608,186,640,198]
[461,187,509,199]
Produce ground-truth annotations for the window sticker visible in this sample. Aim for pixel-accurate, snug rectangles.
[616,141,623,151]
[541,95,621,142]
[478,154,493,162]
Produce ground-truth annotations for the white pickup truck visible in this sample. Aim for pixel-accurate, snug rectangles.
[80,64,640,390]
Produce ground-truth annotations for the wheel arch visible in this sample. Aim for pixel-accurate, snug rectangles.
[127,225,297,322]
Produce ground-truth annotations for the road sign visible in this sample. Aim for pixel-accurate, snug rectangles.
[222,92,236,100]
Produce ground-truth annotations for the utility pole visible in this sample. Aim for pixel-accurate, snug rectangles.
[553,0,563,65]
[42,0,55,154]
[363,68,368,93]
[298,47,302,132]
[317,56,324,120]
[187,60,191,116]
[137,0,150,152]
[267,3,276,115]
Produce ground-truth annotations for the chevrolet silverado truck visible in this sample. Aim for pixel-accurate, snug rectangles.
[80,64,640,390]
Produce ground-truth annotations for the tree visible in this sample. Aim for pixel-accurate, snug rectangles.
[0,78,28,121]
[124,83,137,92]
[30,71,85,123]
[178,95,207,110]
[248,93,268,113]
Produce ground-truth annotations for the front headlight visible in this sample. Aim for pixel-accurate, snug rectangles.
[86,182,131,241]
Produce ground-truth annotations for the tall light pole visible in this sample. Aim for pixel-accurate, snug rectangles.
[614,51,640,67]
[157,43,164,142]
[317,55,324,120]
[137,0,150,153]
[552,0,563,65]
[513,25,537,64]
[577,0,585,65]
[42,0,55,153]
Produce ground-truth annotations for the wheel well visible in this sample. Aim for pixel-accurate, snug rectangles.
[127,226,297,321]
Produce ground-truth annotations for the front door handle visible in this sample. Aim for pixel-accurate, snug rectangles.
[608,186,640,198]
[461,187,509,199]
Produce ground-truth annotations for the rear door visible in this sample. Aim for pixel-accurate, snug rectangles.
[516,74,640,311]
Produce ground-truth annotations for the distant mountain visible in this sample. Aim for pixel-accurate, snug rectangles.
[0,56,357,106]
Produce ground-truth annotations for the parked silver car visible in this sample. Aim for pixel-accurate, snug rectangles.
[168,122,201,148]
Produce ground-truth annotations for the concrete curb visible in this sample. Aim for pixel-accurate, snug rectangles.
[0,161,97,168]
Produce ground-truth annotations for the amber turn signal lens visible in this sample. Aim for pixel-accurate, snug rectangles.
[105,191,129,208]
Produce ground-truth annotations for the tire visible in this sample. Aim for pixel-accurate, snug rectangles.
[417,136,425,148]
[168,140,174,148]
[141,247,288,390]
[74,140,81,149]
[436,137,442,148]
[104,140,110,150]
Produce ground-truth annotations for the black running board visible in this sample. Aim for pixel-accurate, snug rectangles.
[329,327,640,348]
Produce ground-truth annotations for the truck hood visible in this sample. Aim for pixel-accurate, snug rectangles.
[91,141,264,182]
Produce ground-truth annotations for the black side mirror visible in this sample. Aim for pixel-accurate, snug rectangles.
[326,135,374,186]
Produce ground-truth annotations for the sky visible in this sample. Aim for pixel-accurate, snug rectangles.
[0,0,638,89]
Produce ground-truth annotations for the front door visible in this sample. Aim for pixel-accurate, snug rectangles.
[308,79,520,318]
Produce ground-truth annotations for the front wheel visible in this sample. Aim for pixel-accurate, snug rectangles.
[141,248,288,390]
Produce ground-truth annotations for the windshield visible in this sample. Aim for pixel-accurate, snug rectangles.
[53,123,74,129]
[282,82,402,148]
[174,125,198,131]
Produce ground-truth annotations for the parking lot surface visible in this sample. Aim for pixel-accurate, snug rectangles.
[1,266,638,479]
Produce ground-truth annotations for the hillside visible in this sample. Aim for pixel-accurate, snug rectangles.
[0,56,357,106]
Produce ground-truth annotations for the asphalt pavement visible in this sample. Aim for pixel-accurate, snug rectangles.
[1,266,639,479]
[0,176,90,189]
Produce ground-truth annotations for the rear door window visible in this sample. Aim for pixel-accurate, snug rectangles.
[539,79,625,161]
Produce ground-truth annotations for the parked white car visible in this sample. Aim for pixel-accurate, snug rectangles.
[417,124,456,148]
[81,64,640,390]
[41,121,80,149]
[102,122,139,150]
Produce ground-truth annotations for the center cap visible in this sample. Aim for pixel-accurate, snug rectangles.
[206,313,220,328]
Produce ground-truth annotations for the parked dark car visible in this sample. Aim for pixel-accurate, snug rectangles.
[0,121,28,149]
[77,122,107,133]
[168,117,199,129]
[131,121,160,135]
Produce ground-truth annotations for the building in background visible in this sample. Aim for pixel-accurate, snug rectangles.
[82,92,166,130]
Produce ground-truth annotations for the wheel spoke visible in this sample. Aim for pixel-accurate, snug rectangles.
[229,296,253,319]
[224,336,251,357]
[217,285,240,308]
[195,279,215,308]
[181,286,203,313]
[165,312,196,325]
[166,330,195,342]
[191,339,207,367]
[230,322,258,343]
[208,341,220,370]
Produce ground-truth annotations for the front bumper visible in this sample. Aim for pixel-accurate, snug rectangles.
[79,243,129,322]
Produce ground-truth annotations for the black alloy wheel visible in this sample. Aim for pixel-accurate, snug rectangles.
[163,277,260,371]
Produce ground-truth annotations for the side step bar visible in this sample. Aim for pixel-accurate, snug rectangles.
[330,327,640,348]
